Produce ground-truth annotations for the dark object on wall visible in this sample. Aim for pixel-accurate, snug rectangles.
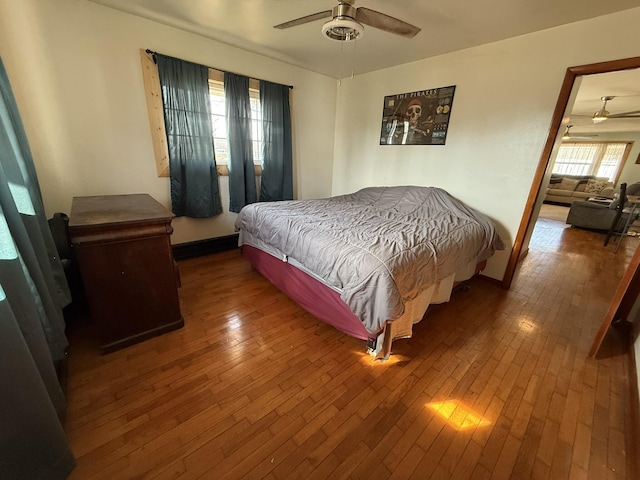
[48,212,85,321]
[69,194,183,353]
[47,213,82,390]
[48,213,73,269]
[380,85,456,145]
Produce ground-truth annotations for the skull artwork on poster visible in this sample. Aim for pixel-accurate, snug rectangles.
[380,85,456,145]
[406,100,422,129]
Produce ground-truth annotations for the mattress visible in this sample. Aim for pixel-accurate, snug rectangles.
[235,185,504,357]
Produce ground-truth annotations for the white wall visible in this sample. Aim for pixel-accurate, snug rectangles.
[332,8,640,280]
[2,1,638,260]
[0,0,337,244]
[611,132,640,186]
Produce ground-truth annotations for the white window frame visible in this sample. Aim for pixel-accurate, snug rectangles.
[552,141,633,183]
[208,73,263,167]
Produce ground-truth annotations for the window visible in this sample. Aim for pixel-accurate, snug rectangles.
[552,141,632,182]
[140,50,265,177]
[208,78,263,166]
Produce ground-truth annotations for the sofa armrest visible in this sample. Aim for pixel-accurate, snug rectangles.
[570,200,610,210]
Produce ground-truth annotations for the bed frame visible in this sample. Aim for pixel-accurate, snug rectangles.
[243,245,486,359]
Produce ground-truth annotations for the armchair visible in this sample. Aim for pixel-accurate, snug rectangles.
[566,182,640,232]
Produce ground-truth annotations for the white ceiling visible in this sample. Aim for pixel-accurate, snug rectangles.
[88,0,640,78]
[87,0,640,135]
[568,68,640,135]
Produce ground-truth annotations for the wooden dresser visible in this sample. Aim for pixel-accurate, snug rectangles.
[69,194,183,353]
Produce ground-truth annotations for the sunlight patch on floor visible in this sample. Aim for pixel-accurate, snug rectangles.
[426,400,491,430]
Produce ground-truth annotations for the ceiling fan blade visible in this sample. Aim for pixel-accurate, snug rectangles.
[355,7,420,38]
[274,10,332,29]
[608,110,640,118]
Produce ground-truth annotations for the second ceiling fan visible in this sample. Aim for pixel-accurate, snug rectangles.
[561,125,598,141]
[274,0,421,42]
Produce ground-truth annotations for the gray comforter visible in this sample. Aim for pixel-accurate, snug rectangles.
[235,186,504,334]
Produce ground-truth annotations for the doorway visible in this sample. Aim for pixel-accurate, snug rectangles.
[503,56,640,290]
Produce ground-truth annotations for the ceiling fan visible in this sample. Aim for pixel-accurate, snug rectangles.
[592,95,640,123]
[562,125,598,141]
[273,0,421,42]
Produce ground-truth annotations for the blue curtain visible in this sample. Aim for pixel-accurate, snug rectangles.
[156,54,222,218]
[259,81,293,202]
[225,72,257,213]
[0,58,75,478]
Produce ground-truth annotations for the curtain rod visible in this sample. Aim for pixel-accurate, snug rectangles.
[145,49,293,89]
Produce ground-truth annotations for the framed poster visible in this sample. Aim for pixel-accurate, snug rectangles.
[379,85,456,145]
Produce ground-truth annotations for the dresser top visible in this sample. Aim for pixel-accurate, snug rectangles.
[69,194,173,228]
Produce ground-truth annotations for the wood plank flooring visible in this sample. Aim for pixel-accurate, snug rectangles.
[64,204,638,479]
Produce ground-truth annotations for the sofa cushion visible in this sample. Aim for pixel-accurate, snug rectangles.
[572,191,593,200]
[547,188,574,197]
[600,186,615,198]
[555,178,580,191]
[585,178,609,194]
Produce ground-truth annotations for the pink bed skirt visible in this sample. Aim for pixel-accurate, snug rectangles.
[242,245,374,341]
[243,245,486,358]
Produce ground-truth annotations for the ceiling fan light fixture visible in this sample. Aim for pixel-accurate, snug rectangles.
[592,109,609,123]
[322,17,363,41]
[562,124,574,140]
[592,95,614,123]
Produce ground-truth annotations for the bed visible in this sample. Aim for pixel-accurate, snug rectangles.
[234,186,504,359]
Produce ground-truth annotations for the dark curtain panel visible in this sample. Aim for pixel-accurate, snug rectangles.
[156,54,222,218]
[225,72,256,213]
[259,81,293,202]
[0,58,75,479]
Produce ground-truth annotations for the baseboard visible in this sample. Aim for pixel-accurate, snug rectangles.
[172,234,239,260]
[477,273,503,287]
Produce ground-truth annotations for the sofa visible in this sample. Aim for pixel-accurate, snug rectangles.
[566,182,640,231]
[544,174,614,205]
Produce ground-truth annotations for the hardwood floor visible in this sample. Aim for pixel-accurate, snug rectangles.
[64,205,639,479]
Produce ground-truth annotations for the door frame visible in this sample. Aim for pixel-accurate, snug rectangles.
[502,56,640,289]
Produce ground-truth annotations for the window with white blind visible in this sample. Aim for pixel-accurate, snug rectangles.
[208,78,263,166]
[552,142,632,182]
